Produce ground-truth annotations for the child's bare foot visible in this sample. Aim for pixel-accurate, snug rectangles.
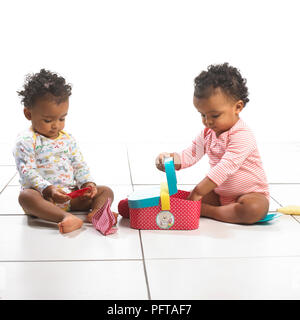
[87,210,118,225]
[112,212,118,225]
[58,214,83,234]
[87,210,95,223]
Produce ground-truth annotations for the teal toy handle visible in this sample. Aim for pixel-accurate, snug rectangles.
[164,157,178,196]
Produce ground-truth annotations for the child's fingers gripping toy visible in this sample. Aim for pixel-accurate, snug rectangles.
[126,157,202,230]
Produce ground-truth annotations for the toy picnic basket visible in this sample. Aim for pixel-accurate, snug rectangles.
[128,158,202,230]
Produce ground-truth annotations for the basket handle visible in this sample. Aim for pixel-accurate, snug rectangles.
[160,182,170,211]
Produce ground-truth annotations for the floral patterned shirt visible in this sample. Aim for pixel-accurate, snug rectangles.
[13,127,95,193]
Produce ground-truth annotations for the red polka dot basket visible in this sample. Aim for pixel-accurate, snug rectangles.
[128,158,202,230]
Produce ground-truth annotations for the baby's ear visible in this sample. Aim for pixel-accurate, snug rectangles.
[23,107,32,120]
[235,100,244,114]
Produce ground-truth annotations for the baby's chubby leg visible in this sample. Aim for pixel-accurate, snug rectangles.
[18,189,83,233]
[70,185,118,223]
[201,192,269,224]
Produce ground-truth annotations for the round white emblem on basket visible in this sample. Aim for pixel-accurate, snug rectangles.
[156,211,175,229]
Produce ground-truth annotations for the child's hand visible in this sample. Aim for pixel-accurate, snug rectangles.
[155,152,181,172]
[187,189,203,201]
[155,152,170,172]
[80,182,97,200]
[42,185,71,204]
[187,177,217,201]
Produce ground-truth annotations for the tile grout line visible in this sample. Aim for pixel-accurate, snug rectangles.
[141,254,300,261]
[0,172,17,194]
[289,215,300,225]
[291,216,300,224]
[269,183,300,185]
[0,165,16,167]
[126,146,135,192]
[0,258,144,263]
[126,145,151,298]
[269,196,300,224]
[270,195,282,207]
[138,230,152,300]
[2,254,300,264]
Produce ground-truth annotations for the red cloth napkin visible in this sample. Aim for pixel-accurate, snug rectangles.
[92,198,117,236]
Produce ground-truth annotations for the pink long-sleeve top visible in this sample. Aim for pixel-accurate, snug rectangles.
[179,119,269,199]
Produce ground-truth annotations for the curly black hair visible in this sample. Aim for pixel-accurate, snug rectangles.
[17,69,72,108]
[194,63,249,106]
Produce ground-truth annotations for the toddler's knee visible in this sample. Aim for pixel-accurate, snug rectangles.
[97,185,114,201]
[238,201,268,225]
[18,189,40,213]
[18,189,31,205]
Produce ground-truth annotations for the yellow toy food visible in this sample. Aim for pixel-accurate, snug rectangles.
[277,205,300,215]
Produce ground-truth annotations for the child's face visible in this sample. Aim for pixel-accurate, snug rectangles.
[23,97,69,139]
[193,88,244,137]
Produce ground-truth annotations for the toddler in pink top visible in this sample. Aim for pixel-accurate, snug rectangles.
[156,63,269,224]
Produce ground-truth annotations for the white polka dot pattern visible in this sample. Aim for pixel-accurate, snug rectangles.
[129,190,201,230]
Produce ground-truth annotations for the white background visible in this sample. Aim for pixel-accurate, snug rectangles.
[1,0,299,145]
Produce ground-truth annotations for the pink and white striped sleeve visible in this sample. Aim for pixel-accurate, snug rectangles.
[179,131,206,169]
[207,128,256,186]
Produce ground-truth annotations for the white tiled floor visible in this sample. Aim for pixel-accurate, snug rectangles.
[1,141,300,300]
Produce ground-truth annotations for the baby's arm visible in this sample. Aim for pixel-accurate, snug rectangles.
[13,139,70,203]
[179,131,205,169]
[189,128,257,200]
[155,131,205,172]
[187,177,217,201]
[68,136,96,189]
[13,139,52,193]
[14,139,70,203]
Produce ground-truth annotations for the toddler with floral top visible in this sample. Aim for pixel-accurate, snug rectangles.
[13,69,117,234]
